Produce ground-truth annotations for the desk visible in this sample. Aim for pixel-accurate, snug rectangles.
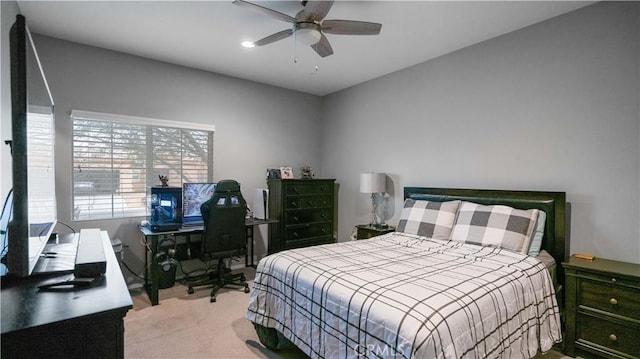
[1,232,132,359]
[139,218,277,306]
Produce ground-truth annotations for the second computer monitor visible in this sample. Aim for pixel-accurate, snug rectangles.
[182,182,217,227]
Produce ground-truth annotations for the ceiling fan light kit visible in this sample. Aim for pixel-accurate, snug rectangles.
[295,23,322,46]
[232,0,382,58]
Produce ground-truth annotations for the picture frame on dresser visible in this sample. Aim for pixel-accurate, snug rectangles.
[279,167,293,179]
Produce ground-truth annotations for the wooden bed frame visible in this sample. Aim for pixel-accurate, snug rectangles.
[404,187,567,294]
[254,187,568,352]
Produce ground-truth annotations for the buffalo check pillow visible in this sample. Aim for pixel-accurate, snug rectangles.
[397,199,460,239]
[450,201,539,254]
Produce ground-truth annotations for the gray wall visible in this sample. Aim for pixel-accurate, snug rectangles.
[13,34,324,281]
[321,1,640,264]
[1,2,21,196]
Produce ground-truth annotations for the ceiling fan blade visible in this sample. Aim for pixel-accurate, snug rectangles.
[301,0,334,21]
[254,29,294,47]
[232,0,296,23]
[311,34,334,57]
[321,20,382,35]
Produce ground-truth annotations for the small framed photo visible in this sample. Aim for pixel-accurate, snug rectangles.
[280,166,294,179]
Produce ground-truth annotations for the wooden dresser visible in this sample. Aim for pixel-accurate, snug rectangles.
[562,255,640,359]
[1,232,132,359]
[267,179,336,254]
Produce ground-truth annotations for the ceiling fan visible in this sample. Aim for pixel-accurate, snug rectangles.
[232,0,382,58]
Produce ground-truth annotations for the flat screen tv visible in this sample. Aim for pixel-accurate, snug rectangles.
[182,182,217,227]
[1,15,57,277]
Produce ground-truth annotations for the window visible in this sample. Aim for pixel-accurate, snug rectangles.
[71,110,214,221]
[28,109,56,223]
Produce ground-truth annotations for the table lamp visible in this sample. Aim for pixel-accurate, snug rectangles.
[360,172,386,227]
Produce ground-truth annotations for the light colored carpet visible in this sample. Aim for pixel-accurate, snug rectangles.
[124,267,573,359]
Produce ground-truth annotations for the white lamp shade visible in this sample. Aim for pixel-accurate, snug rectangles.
[360,173,386,193]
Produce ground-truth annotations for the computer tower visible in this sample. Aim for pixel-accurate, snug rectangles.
[148,186,182,232]
[253,188,268,219]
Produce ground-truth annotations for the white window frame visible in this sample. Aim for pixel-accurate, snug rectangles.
[70,110,214,221]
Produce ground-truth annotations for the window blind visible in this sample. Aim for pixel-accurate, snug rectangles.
[28,111,56,223]
[71,110,214,221]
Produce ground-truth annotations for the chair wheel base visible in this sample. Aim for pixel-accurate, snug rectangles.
[188,287,195,294]
[244,287,250,293]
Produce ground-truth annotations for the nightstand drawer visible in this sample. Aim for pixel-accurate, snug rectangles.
[580,281,640,320]
[577,313,640,357]
[356,224,395,240]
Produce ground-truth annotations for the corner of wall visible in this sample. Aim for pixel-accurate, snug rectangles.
[1,1,21,198]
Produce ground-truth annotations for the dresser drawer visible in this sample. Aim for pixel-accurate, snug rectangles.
[285,195,332,210]
[580,280,640,320]
[577,313,640,357]
[284,236,332,250]
[286,223,332,240]
[285,210,332,225]
[286,182,333,196]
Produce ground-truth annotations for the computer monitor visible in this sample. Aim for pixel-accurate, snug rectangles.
[182,182,217,227]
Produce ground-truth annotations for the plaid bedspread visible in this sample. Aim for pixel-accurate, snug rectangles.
[246,232,562,359]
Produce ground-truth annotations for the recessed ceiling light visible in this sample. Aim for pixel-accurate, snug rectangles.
[241,41,255,48]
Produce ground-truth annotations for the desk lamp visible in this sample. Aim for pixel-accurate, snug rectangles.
[360,173,386,227]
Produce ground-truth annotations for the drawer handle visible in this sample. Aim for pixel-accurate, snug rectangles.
[290,201,297,207]
[610,298,618,305]
[307,200,313,206]
[611,278,617,284]
[609,334,618,342]
[292,232,299,237]
[293,216,299,222]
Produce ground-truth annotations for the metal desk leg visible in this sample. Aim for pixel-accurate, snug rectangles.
[245,225,256,268]
[143,233,160,306]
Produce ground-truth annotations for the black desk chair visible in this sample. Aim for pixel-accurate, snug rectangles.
[187,180,250,302]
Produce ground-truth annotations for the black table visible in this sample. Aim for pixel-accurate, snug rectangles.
[1,232,132,359]
[139,217,277,305]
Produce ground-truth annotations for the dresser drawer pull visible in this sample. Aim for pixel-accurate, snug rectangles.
[609,334,618,342]
[611,278,617,283]
[293,216,299,222]
[610,298,618,305]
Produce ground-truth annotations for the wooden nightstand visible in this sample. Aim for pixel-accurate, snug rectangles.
[356,224,395,240]
[562,255,640,358]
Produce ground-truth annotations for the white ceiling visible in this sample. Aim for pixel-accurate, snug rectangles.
[17,1,593,96]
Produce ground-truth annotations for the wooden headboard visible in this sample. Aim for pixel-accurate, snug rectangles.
[403,187,567,287]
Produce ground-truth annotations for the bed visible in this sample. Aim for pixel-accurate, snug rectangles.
[246,187,567,358]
